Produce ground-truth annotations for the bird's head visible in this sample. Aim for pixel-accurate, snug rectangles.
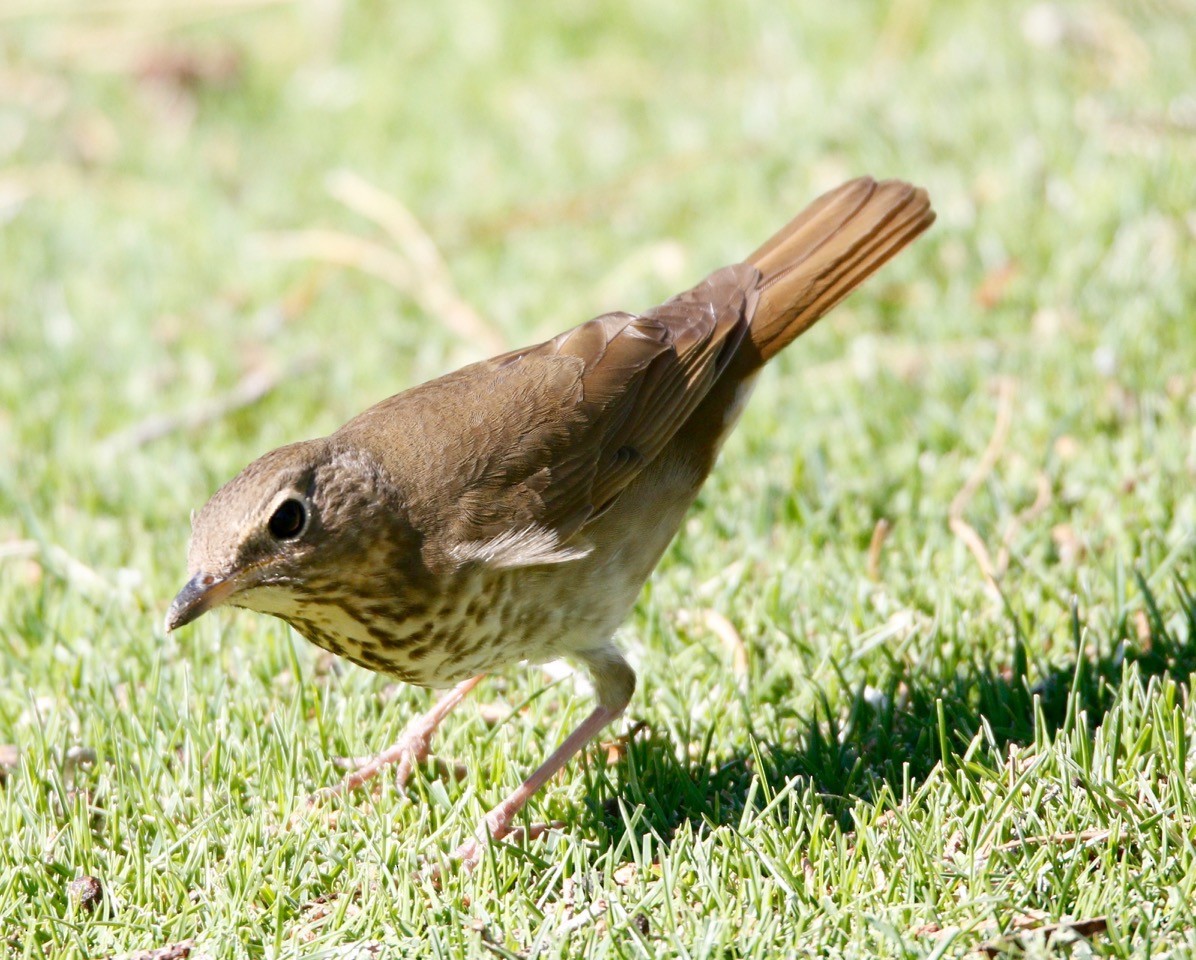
[165,439,400,631]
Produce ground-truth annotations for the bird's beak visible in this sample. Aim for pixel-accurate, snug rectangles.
[165,572,238,632]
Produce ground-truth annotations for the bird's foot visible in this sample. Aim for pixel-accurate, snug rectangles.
[448,819,565,872]
[293,741,467,831]
[445,700,624,869]
[304,676,484,806]
[307,728,440,805]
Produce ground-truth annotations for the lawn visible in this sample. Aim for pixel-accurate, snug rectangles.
[1,0,1195,956]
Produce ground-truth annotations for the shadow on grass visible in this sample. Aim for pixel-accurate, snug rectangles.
[588,571,1196,845]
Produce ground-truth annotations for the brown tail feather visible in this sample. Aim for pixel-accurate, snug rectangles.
[743,177,934,367]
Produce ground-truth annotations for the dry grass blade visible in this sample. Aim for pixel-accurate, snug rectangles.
[104,940,196,960]
[973,915,1109,957]
[255,226,504,355]
[0,539,113,593]
[996,470,1053,576]
[599,719,649,763]
[949,377,1015,594]
[460,140,764,244]
[973,827,1113,867]
[677,608,749,684]
[867,517,892,581]
[326,169,506,354]
[256,227,412,287]
[99,359,311,454]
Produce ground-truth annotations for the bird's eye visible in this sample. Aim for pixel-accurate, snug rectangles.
[268,499,307,540]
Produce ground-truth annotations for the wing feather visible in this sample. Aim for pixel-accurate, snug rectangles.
[442,266,756,567]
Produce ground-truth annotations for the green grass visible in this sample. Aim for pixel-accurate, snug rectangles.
[2,0,1195,956]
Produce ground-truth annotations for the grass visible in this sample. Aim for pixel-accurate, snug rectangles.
[1,0,1195,956]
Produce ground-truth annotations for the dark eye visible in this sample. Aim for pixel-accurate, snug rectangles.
[268,499,307,540]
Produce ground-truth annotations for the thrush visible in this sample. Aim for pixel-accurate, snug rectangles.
[166,176,934,867]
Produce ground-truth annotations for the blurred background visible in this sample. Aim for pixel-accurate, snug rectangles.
[1,0,1191,573]
[1,0,1195,954]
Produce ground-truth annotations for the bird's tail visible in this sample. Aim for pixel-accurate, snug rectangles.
[742,177,935,367]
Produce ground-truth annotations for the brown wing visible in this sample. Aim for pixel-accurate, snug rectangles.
[337,177,933,573]
[436,263,757,566]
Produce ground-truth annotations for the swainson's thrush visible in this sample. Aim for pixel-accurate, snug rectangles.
[167,177,934,866]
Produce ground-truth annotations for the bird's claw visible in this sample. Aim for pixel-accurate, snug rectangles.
[447,819,565,872]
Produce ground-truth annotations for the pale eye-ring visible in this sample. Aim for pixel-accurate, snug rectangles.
[268,498,307,540]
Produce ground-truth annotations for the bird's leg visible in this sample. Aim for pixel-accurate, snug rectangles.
[451,649,635,869]
[310,674,484,803]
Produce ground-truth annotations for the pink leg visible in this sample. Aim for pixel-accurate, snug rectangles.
[310,675,484,803]
[451,648,636,869]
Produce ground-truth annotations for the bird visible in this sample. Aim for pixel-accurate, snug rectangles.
[166,176,934,867]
